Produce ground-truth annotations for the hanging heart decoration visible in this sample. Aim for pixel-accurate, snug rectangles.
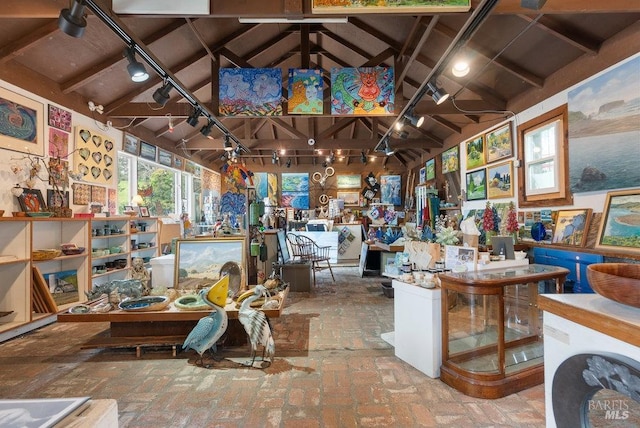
[79,147,90,160]
[104,140,113,152]
[91,166,101,179]
[92,135,102,148]
[79,129,91,143]
[103,169,112,181]
[104,154,113,167]
[92,152,102,164]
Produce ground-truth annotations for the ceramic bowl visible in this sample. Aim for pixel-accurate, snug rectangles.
[587,263,640,308]
[514,251,527,260]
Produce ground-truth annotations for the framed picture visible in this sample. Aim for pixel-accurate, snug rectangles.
[157,148,173,167]
[74,127,114,184]
[0,87,45,156]
[485,123,513,163]
[48,128,69,158]
[173,155,184,170]
[17,188,47,212]
[441,145,459,174]
[72,183,90,205]
[139,206,150,217]
[465,169,487,201]
[419,167,426,184]
[336,174,361,189]
[552,208,592,247]
[90,185,106,205]
[48,104,72,132]
[47,189,69,209]
[444,245,477,272]
[465,135,485,169]
[425,158,435,181]
[174,238,246,290]
[595,189,640,253]
[123,133,139,155]
[42,269,78,305]
[139,140,157,161]
[486,161,513,199]
[312,0,470,14]
[337,191,360,206]
[380,175,401,206]
[123,205,134,212]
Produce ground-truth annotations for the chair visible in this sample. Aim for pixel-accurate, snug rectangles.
[286,233,306,263]
[293,234,335,286]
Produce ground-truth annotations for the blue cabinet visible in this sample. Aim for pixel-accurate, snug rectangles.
[532,247,603,293]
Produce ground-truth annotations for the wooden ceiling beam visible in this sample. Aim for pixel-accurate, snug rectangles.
[0,20,59,65]
[518,15,600,54]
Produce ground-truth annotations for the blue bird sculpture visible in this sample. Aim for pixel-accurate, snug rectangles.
[182,275,229,367]
[238,284,275,367]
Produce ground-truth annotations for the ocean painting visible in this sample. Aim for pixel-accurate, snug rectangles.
[281,173,310,209]
[597,190,640,251]
[254,172,278,206]
[568,55,640,192]
[380,175,401,206]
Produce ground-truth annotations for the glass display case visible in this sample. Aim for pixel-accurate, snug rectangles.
[439,264,569,398]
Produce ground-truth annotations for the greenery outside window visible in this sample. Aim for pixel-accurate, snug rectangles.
[517,104,572,207]
[137,159,177,216]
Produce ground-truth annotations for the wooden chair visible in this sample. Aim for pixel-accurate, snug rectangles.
[293,234,335,286]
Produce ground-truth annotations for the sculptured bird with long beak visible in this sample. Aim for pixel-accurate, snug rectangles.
[237,284,275,367]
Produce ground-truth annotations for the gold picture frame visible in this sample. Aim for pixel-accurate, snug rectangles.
[551,208,592,247]
[595,189,640,254]
[0,87,44,156]
[312,0,470,14]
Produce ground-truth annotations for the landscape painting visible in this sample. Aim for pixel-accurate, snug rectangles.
[281,173,310,209]
[487,161,513,199]
[596,189,640,252]
[568,54,640,193]
[485,123,512,163]
[465,135,485,169]
[219,68,283,116]
[313,0,470,14]
[425,158,436,181]
[175,238,245,289]
[466,169,486,201]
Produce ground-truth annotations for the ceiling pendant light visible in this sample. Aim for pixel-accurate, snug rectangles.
[58,0,86,38]
[223,135,233,151]
[123,46,149,82]
[153,80,173,106]
[427,81,449,105]
[186,107,201,127]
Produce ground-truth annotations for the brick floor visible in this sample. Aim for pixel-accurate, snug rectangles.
[0,266,546,427]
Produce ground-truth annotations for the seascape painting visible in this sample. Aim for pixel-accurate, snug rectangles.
[281,173,310,209]
[288,68,323,115]
[219,68,283,116]
[380,175,401,206]
[331,67,394,116]
[568,55,640,192]
[596,189,640,252]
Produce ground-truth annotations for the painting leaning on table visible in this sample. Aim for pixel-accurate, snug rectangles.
[596,189,640,252]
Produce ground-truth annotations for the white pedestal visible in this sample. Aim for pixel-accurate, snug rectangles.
[389,279,442,378]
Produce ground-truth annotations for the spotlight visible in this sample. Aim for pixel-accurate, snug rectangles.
[271,151,279,164]
[405,110,424,128]
[200,120,214,137]
[360,151,367,164]
[58,0,86,38]
[186,107,201,127]
[383,139,395,156]
[427,81,449,105]
[286,158,292,168]
[153,81,172,106]
[451,60,470,77]
[223,135,233,151]
[124,46,149,82]
[394,121,404,131]
[233,145,242,156]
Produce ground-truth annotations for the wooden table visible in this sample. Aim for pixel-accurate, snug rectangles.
[57,288,288,355]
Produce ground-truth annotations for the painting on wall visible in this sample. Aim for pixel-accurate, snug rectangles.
[139,140,156,161]
[465,169,487,201]
[485,123,512,163]
[425,158,436,181]
[568,55,640,193]
[73,127,115,184]
[123,133,139,155]
[312,0,470,14]
[48,104,72,132]
[254,172,278,206]
[48,128,69,158]
[337,191,360,206]
[108,188,117,215]
[91,185,106,206]
[486,161,513,199]
[0,87,44,156]
[441,145,459,174]
[173,155,184,170]
[595,189,640,253]
[219,68,283,116]
[72,183,90,205]
[337,174,361,189]
[552,208,592,247]
[157,148,173,167]
[330,67,394,116]
[288,68,323,115]
[281,173,309,209]
[380,175,401,206]
[465,135,485,169]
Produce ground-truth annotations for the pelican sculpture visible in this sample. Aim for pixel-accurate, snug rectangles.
[182,275,229,367]
[238,284,275,367]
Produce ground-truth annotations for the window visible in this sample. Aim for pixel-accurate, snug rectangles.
[137,159,177,216]
[517,104,572,207]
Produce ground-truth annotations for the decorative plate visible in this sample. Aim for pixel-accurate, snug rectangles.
[174,294,210,311]
[118,296,169,312]
[531,222,547,242]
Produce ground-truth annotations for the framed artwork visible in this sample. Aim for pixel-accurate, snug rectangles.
[425,158,435,181]
[48,128,69,158]
[72,183,90,205]
[173,155,184,170]
[465,169,487,201]
[419,167,426,184]
[336,174,361,189]
[465,135,485,169]
[441,146,459,174]
[444,245,477,272]
[219,68,282,116]
[0,87,44,156]
[108,188,117,215]
[17,188,46,212]
[595,189,640,253]
[74,127,115,184]
[123,133,139,155]
[48,158,68,187]
[337,191,360,206]
[47,189,69,209]
[48,104,72,132]
[174,238,246,290]
[139,206,150,217]
[485,123,513,163]
[139,140,157,161]
[90,185,106,205]
[330,67,394,116]
[157,148,173,167]
[380,175,401,206]
[42,269,78,305]
[552,208,592,247]
[486,161,513,199]
[124,205,134,212]
[288,68,323,115]
[312,0,470,14]
[281,173,309,209]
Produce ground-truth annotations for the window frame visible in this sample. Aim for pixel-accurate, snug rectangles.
[517,104,573,208]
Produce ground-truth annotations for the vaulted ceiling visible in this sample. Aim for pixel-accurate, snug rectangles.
[1,0,639,173]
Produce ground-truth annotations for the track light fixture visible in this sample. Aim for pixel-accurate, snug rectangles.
[383,138,395,156]
[58,0,86,38]
[427,81,449,105]
[405,110,425,128]
[360,151,367,164]
[223,134,233,151]
[123,46,149,82]
[286,158,292,168]
[271,151,279,164]
[153,80,172,106]
[200,120,214,137]
[186,107,201,127]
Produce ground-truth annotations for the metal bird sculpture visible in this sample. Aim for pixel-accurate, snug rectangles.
[182,275,229,367]
[237,284,275,367]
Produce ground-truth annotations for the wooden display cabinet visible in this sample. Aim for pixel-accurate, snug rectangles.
[439,264,569,398]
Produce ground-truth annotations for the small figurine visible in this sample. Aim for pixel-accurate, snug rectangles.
[128,257,151,295]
